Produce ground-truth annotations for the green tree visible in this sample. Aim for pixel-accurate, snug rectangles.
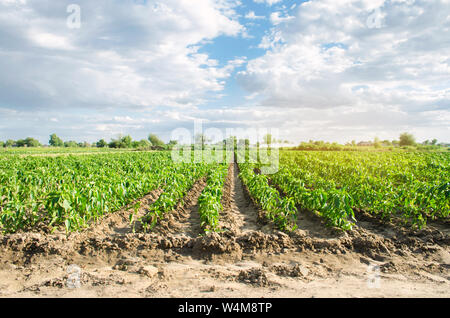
[15,139,26,147]
[399,133,416,146]
[131,139,151,148]
[120,135,133,148]
[5,139,15,147]
[64,140,79,148]
[131,141,140,148]
[166,140,178,150]
[0,141,4,148]
[314,140,325,146]
[96,139,108,148]
[49,134,64,147]
[148,134,165,148]
[108,139,121,148]
[25,137,41,147]
[15,138,40,147]
[431,139,438,146]
[109,135,133,148]
[138,139,151,148]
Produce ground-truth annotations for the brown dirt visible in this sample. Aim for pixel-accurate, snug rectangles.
[0,167,449,298]
[151,178,207,238]
[219,163,269,235]
[90,189,164,237]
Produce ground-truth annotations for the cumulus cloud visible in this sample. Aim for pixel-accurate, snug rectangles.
[1,0,449,143]
[236,0,450,140]
[1,99,447,144]
[0,0,244,111]
[269,11,295,25]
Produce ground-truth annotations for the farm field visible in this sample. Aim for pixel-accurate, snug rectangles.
[0,147,139,156]
[0,150,449,297]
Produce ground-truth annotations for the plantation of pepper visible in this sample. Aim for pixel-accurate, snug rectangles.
[0,150,448,234]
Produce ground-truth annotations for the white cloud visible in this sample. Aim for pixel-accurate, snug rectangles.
[227,57,247,67]
[0,0,244,110]
[1,98,448,144]
[0,0,26,5]
[237,0,450,141]
[270,11,295,25]
[28,30,73,50]
[1,0,449,143]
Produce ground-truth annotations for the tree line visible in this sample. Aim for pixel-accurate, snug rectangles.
[292,133,448,151]
[0,133,282,150]
[0,133,177,150]
[1,132,446,151]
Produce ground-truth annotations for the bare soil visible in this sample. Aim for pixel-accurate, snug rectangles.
[0,163,448,298]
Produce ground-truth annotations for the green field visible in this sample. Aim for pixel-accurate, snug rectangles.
[0,147,137,156]
[0,149,448,234]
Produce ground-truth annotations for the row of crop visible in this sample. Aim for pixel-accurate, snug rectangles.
[140,162,212,230]
[271,167,356,230]
[238,163,297,231]
[279,151,449,228]
[0,152,171,233]
[281,152,449,190]
[0,150,234,235]
[197,164,229,234]
[299,159,447,225]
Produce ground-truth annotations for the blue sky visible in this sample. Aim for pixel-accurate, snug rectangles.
[0,0,449,144]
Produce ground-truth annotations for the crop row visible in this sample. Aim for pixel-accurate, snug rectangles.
[0,150,233,235]
[198,164,229,234]
[140,162,212,230]
[271,167,356,230]
[238,163,297,231]
[1,150,447,234]
[0,152,171,233]
[276,151,449,229]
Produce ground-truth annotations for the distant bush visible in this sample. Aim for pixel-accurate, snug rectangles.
[294,142,358,152]
[16,137,41,147]
[96,139,108,148]
[399,133,416,146]
[109,135,133,149]
[49,134,64,147]
[64,141,79,148]
[132,139,152,149]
